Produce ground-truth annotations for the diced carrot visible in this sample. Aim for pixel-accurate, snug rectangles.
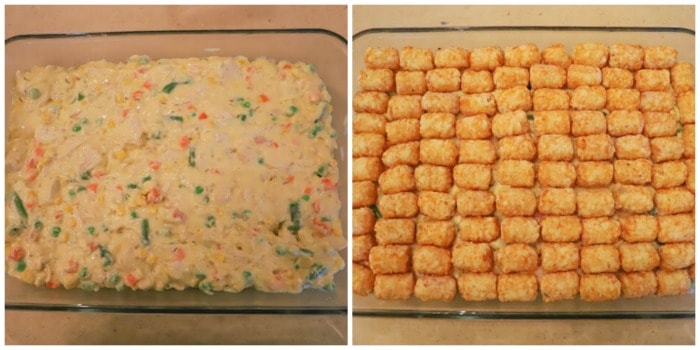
[87,241,98,252]
[321,178,337,190]
[213,169,221,175]
[147,188,162,203]
[47,281,60,288]
[303,187,313,195]
[259,94,269,103]
[26,157,37,169]
[246,66,254,73]
[198,112,208,120]
[122,109,129,118]
[66,260,79,273]
[254,136,267,144]
[149,160,161,171]
[87,183,98,193]
[173,208,187,222]
[131,90,144,100]
[312,201,321,213]
[93,170,106,179]
[143,80,153,90]
[283,64,292,70]
[10,247,25,261]
[179,136,190,149]
[34,143,44,157]
[138,67,147,74]
[126,273,139,287]
[54,211,63,220]
[116,184,124,191]
[173,247,186,261]
[271,141,279,149]
[187,103,195,110]
[25,202,36,210]
[286,175,294,184]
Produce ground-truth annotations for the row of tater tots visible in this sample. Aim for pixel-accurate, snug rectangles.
[353,43,695,303]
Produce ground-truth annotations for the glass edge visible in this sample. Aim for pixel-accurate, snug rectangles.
[5,28,348,46]
[6,303,348,315]
[353,25,696,40]
[353,309,695,320]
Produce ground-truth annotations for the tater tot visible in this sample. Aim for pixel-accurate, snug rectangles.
[576,161,613,188]
[459,140,496,164]
[572,43,609,67]
[538,161,576,188]
[461,69,495,93]
[615,135,651,160]
[582,217,621,245]
[570,85,607,110]
[353,207,376,236]
[353,157,383,182]
[458,272,498,301]
[575,134,614,161]
[495,160,535,188]
[504,43,540,68]
[421,92,460,114]
[417,220,455,248]
[612,185,655,213]
[570,111,606,136]
[459,93,497,116]
[501,217,540,244]
[639,91,675,112]
[576,188,615,218]
[618,271,657,298]
[382,142,419,168]
[418,191,456,220]
[635,69,671,92]
[497,273,538,302]
[540,271,580,302]
[618,242,660,272]
[644,112,678,138]
[540,216,582,242]
[455,114,491,140]
[399,46,434,71]
[378,165,415,195]
[368,245,411,274]
[374,219,416,245]
[374,273,414,300]
[498,135,537,160]
[619,215,658,243]
[426,68,461,92]
[352,263,375,296]
[420,139,458,166]
[420,113,456,139]
[353,113,386,135]
[470,46,504,71]
[650,137,684,163]
[538,187,576,215]
[530,64,567,89]
[533,110,571,135]
[496,243,538,273]
[414,164,453,192]
[385,119,420,146]
[414,275,457,302]
[671,62,694,93]
[353,91,390,114]
[685,159,695,193]
[395,71,427,95]
[453,164,492,190]
[540,242,580,272]
[532,89,570,111]
[655,187,694,215]
[387,95,422,121]
[580,273,621,302]
[644,46,678,69]
[365,47,400,69]
[494,187,536,217]
[657,269,691,296]
[353,133,385,158]
[659,242,695,271]
[493,86,532,113]
[682,124,694,158]
[652,161,687,189]
[602,67,634,88]
[607,110,644,137]
[376,192,418,219]
[452,242,493,272]
[353,181,377,208]
[677,91,695,124]
[493,67,529,89]
[605,88,641,111]
[435,47,470,68]
[658,214,695,243]
[413,245,452,275]
[359,68,395,92]
[538,134,574,161]
[458,217,499,243]
[567,64,602,88]
[353,234,375,262]
[608,44,644,70]
[492,111,530,138]
[455,190,495,217]
[614,159,652,185]
[541,44,571,68]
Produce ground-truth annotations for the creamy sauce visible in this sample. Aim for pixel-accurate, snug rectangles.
[6,55,345,293]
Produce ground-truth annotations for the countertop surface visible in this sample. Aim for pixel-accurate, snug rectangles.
[351,5,695,346]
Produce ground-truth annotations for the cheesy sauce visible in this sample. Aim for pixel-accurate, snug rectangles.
[6,55,345,294]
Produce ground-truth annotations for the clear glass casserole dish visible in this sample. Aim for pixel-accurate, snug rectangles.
[5,29,348,314]
[352,25,695,319]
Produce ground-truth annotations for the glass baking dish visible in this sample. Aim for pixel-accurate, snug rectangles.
[352,26,695,319]
[5,29,348,314]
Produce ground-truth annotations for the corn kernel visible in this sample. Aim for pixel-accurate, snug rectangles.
[148,205,157,214]
[66,217,77,228]
[107,120,115,128]
[214,253,225,263]
[65,204,73,214]
[159,95,168,104]
[115,149,126,160]
[116,95,125,104]
[61,231,70,242]
[147,255,158,264]
[97,194,105,204]
[116,205,125,216]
